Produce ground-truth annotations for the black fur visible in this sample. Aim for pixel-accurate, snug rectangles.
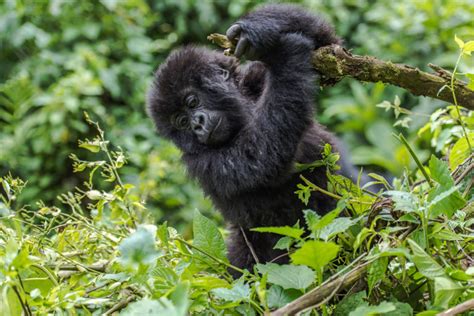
[147,4,356,275]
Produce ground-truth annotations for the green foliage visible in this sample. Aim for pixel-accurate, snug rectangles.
[0,101,472,314]
[0,0,473,314]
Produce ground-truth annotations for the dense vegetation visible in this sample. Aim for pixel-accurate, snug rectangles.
[0,0,473,315]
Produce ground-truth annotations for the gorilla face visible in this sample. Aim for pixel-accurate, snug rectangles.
[147,46,254,153]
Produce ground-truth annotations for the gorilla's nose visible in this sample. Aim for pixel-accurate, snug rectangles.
[191,111,208,135]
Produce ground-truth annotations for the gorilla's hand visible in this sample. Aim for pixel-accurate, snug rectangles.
[225,21,280,60]
[226,4,341,60]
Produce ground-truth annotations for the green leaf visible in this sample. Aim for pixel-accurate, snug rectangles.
[454,35,464,49]
[192,209,228,265]
[211,279,250,302]
[256,263,315,290]
[368,257,388,295]
[415,311,438,316]
[290,241,340,271]
[467,73,474,91]
[311,205,343,232]
[384,302,413,316]
[319,217,358,241]
[118,226,160,268]
[251,226,304,240]
[169,282,190,316]
[303,209,320,229]
[384,191,418,213]
[78,139,103,153]
[428,156,453,186]
[266,285,301,309]
[349,301,396,316]
[273,236,293,250]
[192,276,230,290]
[462,40,474,55]
[428,186,465,218]
[334,291,367,316]
[122,298,181,316]
[408,239,446,279]
[433,277,463,308]
[449,133,474,170]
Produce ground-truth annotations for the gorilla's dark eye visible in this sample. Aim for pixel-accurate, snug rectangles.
[218,68,230,80]
[174,114,190,129]
[185,95,199,108]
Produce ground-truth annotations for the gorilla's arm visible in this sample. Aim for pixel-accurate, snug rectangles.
[186,6,339,198]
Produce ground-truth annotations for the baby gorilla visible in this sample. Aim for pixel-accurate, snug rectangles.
[147,4,358,275]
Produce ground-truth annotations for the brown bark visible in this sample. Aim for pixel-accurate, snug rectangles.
[270,263,368,316]
[207,33,474,110]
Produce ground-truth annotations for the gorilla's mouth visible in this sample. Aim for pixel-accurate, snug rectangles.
[206,117,223,144]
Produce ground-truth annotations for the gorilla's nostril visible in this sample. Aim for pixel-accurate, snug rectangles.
[197,114,205,124]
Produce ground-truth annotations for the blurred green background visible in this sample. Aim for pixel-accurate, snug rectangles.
[0,0,473,234]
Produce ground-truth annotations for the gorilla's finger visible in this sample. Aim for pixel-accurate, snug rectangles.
[226,24,241,42]
[235,36,249,58]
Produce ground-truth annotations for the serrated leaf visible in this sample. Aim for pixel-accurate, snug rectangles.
[319,217,358,240]
[408,239,446,279]
[428,186,465,218]
[384,191,418,212]
[334,292,367,316]
[211,279,250,302]
[368,257,388,295]
[266,285,301,309]
[256,263,315,290]
[290,241,340,270]
[303,209,320,229]
[192,209,228,266]
[251,226,304,239]
[429,156,453,186]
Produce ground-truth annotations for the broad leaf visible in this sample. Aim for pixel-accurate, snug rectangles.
[349,302,396,316]
[256,263,315,290]
[433,277,463,308]
[266,285,301,309]
[290,241,340,270]
[211,279,250,302]
[408,239,446,279]
[193,209,228,266]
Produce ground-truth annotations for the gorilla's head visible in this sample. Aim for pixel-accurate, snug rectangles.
[147,46,263,154]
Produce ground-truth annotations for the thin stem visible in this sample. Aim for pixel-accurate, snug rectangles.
[300,175,373,205]
[450,53,472,152]
[174,237,245,274]
[12,285,32,316]
[395,133,433,188]
[31,264,59,286]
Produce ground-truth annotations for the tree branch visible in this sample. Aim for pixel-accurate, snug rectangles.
[270,263,369,316]
[207,33,474,110]
[437,298,474,316]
